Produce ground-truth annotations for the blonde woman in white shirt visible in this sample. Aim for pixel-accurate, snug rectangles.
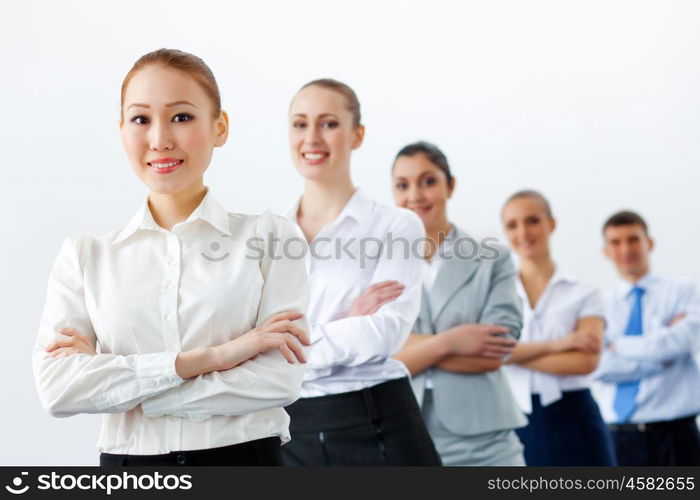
[33,49,311,466]
[502,190,616,465]
[281,79,441,465]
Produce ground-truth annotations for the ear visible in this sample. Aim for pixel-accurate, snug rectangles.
[647,236,655,253]
[602,243,612,260]
[214,110,229,148]
[351,124,365,150]
[549,216,557,234]
[118,117,123,130]
[447,176,457,198]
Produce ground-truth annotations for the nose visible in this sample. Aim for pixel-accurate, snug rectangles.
[407,184,425,203]
[303,123,322,147]
[148,120,174,151]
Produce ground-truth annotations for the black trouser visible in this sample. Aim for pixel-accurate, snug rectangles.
[282,377,442,466]
[100,437,283,466]
[609,415,700,466]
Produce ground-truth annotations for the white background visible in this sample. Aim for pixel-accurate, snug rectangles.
[1,0,698,465]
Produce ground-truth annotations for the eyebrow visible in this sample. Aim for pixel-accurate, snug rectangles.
[126,100,198,111]
[291,113,340,119]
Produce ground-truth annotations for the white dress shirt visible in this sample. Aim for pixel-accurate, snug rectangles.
[505,268,605,414]
[592,273,700,424]
[422,228,454,390]
[33,189,309,455]
[285,188,425,398]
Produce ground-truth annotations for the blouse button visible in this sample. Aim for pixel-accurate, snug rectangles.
[166,314,173,321]
[176,454,186,465]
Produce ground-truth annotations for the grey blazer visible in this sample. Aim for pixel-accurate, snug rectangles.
[411,225,527,436]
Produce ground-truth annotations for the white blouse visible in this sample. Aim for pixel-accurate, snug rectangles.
[504,268,604,414]
[285,189,425,398]
[33,189,309,455]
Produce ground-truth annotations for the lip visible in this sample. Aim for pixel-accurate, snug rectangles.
[409,205,433,215]
[300,151,329,166]
[147,158,184,175]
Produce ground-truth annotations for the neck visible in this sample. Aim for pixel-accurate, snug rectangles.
[425,216,452,259]
[620,266,650,284]
[299,174,356,223]
[148,181,207,231]
[519,252,555,283]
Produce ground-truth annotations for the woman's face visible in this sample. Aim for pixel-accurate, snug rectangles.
[120,64,228,196]
[288,85,364,183]
[392,153,453,231]
[501,197,555,260]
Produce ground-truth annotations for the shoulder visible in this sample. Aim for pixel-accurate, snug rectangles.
[252,210,306,242]
[453,226,512,264]
[371,201,424,232]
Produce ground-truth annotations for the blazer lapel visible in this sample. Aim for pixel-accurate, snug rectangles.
[428,226,481,323]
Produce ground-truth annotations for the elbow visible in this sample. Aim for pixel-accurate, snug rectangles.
[279,362,306,407]
[574,355,600,376]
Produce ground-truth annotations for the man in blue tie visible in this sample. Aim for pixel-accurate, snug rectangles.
[593,210,700,465]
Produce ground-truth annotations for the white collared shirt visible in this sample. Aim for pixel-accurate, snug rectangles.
[422,228,455,390]
[592,273,700,423]
[285,188,425,398]
[505,268,604,413]
[33,189,310,455]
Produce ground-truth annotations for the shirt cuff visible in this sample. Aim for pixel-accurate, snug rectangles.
[307,329,352,371]
[91,352,184,411]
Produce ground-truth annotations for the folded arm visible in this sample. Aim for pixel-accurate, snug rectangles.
[141,213,310,420]
[33,236,185,418]
[307,211,425,372]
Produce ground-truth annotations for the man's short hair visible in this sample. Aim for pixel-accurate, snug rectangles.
[602,210,649,237]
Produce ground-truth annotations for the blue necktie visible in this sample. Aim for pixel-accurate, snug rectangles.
[613,286,645,422]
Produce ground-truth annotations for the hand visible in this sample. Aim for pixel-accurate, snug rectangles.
[551,331,601,354]
[347,281,404,317]
[44,328,96,358]
[213,311,310,369]
[439,323,515,358]
[669,312,687,326]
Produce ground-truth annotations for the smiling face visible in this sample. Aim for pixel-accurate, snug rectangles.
[120,64,228,196]
[288,85,364,183]
[501,196,556,260]
[392,153,454,232]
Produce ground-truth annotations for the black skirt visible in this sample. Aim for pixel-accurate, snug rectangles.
[281,377,442,466]
[99,436,283,466]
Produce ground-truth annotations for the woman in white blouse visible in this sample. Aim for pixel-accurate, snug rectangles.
[502,190,616,465]
[33,49,311,466]
[280,79,441,465]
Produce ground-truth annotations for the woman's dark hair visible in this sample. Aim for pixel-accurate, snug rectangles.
[393,141,453,186]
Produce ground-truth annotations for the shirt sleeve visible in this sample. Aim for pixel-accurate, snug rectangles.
[593,349,666,383]
[32,236,185,418]
[578,285,606,319]
[306,210,425,372]
[613,282,700,362]
[141,213,309,421]
[476,246,523,341]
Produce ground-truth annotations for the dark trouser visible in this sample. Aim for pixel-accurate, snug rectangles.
[609,415,700,466]
[516,389,617,466]
[282,377,442,466]
[100,437,283,466]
